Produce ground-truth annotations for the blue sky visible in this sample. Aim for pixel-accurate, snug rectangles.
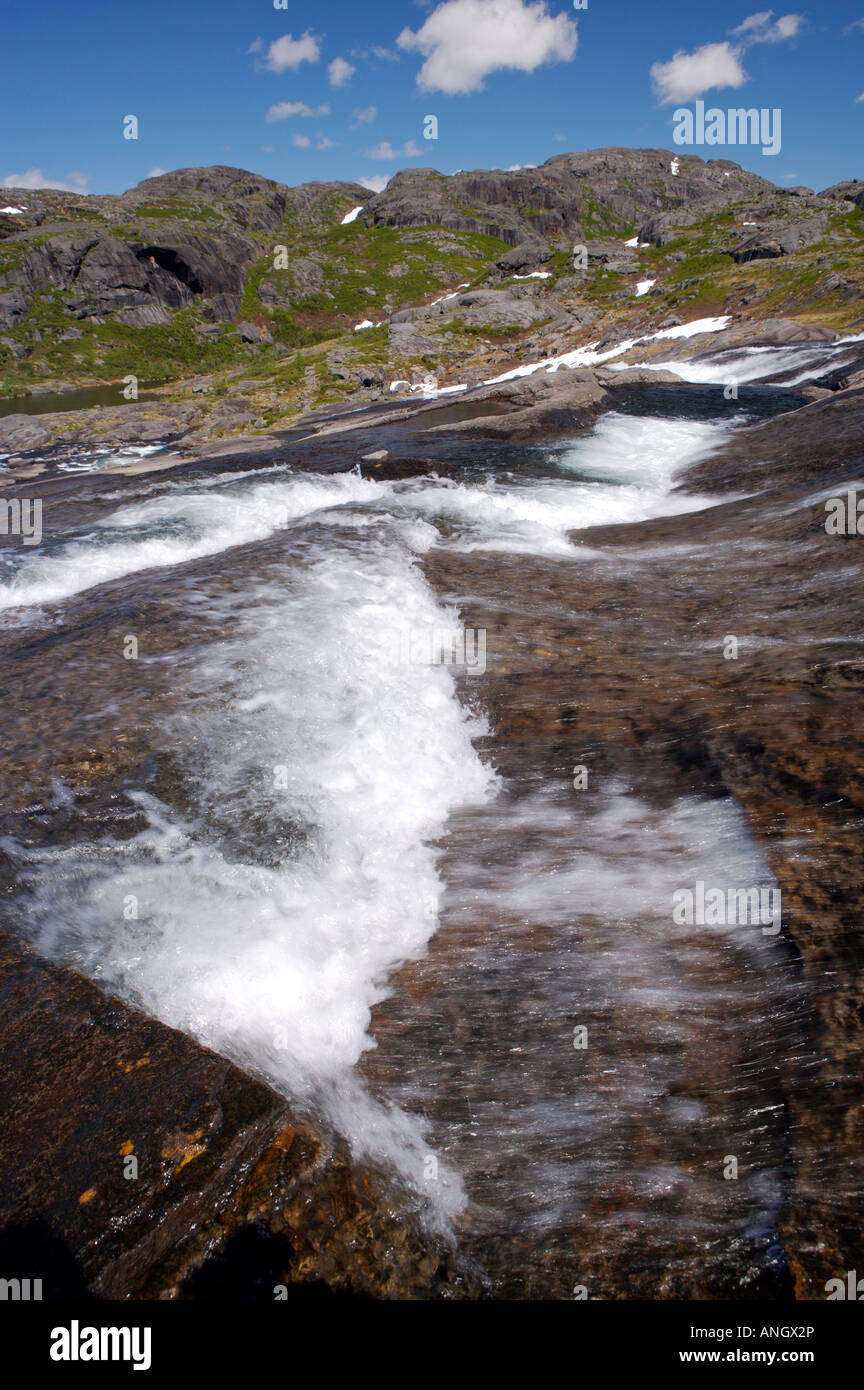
[1,1,862,197]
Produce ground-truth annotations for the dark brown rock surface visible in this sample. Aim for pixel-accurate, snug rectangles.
[0,934,464,1300]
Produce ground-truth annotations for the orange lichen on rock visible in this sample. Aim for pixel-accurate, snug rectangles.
[161,1128,206,1171]
[117,1054,151,1073]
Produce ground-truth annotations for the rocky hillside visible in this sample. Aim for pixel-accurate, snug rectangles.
[1,150,862,444]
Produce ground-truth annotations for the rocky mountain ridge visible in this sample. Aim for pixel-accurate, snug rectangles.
[0,148,862,453]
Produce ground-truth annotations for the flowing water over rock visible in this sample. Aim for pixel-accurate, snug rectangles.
[0,347,860,1297]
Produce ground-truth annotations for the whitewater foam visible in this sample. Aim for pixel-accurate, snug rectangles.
[0,472,384,611]
[624,330,864,387]
[0,413,735,611]
[8,544,497,1214]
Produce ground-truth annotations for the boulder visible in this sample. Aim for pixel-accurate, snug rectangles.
[0,413,52,451]
[0,336,31,360]
[416,367,609,440]
[0,289,28,328]
[493,240,553,276]
[584,239,639,271]
[730,218,827,263]
[200,293,242,323]
[232,322,262,343]
[638,211,703,246]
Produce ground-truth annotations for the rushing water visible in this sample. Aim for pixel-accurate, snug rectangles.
[0,338,842,1290]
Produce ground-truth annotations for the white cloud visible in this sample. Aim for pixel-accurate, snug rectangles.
[651,13,802,105]
[292,134,311,148]
[651,41,748,104]
[352,105,377,125]
[503,162,537,170]
[365,140,424,160]
[147,167,167,178]
[731,11,803,43]
[260,32,321,73]
[358,174,390,192]
[397,0,579,94]
[552,133,566,141]
[0,167,88,192]
[846,19,864,33]
[730,10,773,34]
[328,56,356,87]
[317,135,338,149]
[248,37,264,54]
[265,101,331,121]
[856,91,864,102]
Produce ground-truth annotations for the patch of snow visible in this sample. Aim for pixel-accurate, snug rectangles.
[635,279,656,297]
[1,206,26,214]
[656,317,731,340]
[429,282,470,307]
[410,380,468,399]
[341,205,364,225]
[670,159,680,176]
[512,271,552,280]
[389,379,468,399]
[482,316,731,385]
[353,319,383,331]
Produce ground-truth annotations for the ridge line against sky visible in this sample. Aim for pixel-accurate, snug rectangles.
[2,0,862,196]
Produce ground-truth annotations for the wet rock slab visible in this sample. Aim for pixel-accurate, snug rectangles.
[362,387,864,1299]
[0,934,464,1300]
[1,376,862,1302]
